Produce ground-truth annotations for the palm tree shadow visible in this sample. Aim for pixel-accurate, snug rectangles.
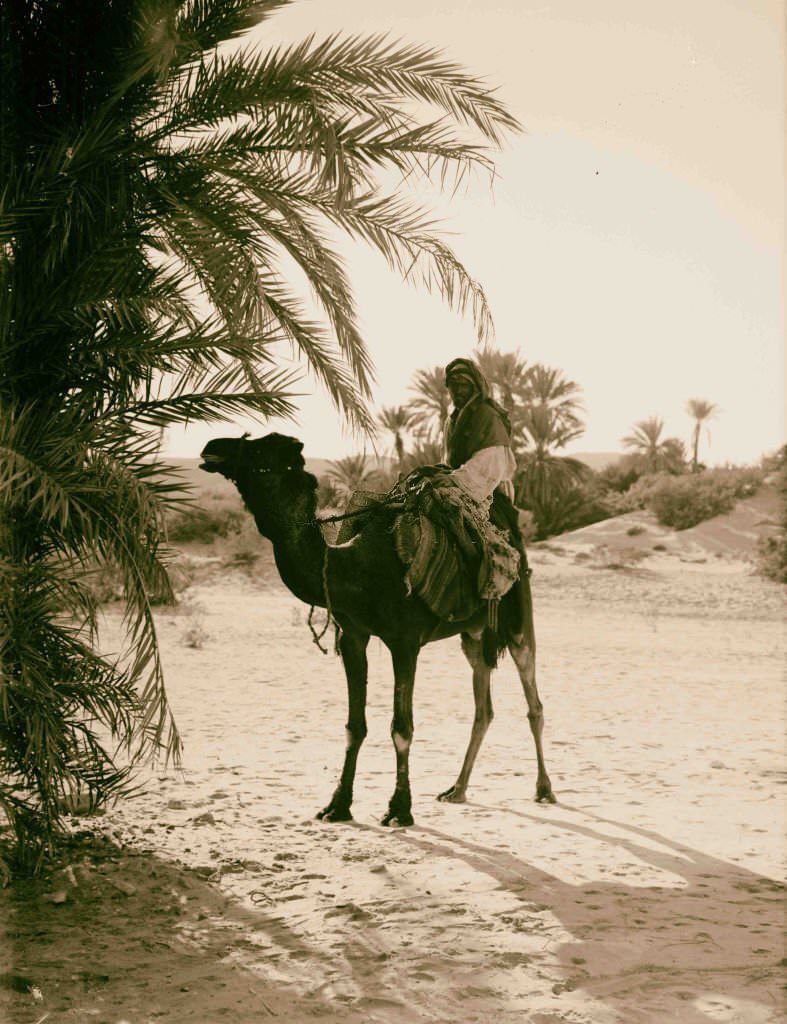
[0,839,355,1024]
[391,805,785,1023]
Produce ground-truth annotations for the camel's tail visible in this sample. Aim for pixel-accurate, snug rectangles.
[481,559,536,669]
[481,626,503,669]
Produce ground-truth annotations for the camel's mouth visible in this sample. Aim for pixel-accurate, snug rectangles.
[198,452,224,472]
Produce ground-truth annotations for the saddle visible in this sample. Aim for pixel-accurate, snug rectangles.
[335,466,520,628]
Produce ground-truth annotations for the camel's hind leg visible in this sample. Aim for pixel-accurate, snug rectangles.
[437,632,492,804]
[317,629,369,822]
[510,635,556,803]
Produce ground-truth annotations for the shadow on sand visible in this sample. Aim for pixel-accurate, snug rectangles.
[0,833,368,1024]
[390,805,785,1023]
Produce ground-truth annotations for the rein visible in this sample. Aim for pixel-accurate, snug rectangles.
[308,494,405,654]
[314,495,405,528]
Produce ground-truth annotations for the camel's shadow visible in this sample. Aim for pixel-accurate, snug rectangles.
[386,805,785,1023]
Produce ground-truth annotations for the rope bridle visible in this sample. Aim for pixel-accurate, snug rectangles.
[216,440,403,654]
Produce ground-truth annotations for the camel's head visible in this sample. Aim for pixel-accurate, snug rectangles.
[199,433,306,480]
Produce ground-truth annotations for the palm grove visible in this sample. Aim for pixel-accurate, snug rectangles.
[0,0,521,870]
[333,354,740,544]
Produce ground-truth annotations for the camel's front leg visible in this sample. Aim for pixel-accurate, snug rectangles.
[510,636,556,803]
[438,632,492,804]
[381,642,419,827]
[317,629,369,822]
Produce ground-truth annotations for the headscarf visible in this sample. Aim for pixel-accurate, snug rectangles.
[444,358,512,435]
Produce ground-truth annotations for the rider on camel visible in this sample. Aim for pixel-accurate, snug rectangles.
[443,356,531,645]
[443,357,516,507]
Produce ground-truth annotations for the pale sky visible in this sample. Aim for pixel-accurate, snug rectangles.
[165,0,785,466]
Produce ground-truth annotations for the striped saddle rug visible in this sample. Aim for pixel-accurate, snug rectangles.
[391,471,519,624]
[331,469,520,624]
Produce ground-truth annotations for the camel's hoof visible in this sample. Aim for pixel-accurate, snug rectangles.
[437,787,467,804]
[381,812,413,828]
[316,806,353,822]
[535,787,557,804]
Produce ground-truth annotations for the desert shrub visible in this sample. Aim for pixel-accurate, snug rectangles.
[649,467,764,530]
[214,518,274,574]
[79,554,192,608]
[166,504,245,544]
[590,544,650,570]
[82,561,125,604]
[603,472,674,514]
[714,465,765,498]
[181,615,209,649]
[760,444,787,477]
[596,457,642,494]
[757,533,787,583]
[757,451,786,583]
[524,482,613,540]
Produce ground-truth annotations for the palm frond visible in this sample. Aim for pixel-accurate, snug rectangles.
[174,1,292,62]
[325,192,494,344]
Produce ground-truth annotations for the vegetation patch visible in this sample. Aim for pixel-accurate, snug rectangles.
[649,468,764,531]
[756,448,787,583]
[166,502,245,544]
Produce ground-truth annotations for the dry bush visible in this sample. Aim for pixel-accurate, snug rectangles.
[649,468,764,530]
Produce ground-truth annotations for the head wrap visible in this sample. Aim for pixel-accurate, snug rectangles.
[444,358,511,435]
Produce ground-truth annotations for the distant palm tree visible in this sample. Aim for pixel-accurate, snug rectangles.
[325,454,380,498]
[515,401,589,534]
[525,364,584,430]
[472,347,530,454]
[686,399,718,472]
[0,0,519,866]
[378,405,414,467]
[400,436,446,474]
[472,347,529,412]
[622,418,686,474]
[407,366,451,442]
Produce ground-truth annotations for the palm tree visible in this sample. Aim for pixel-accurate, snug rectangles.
[472,346,530,455]
[525,364,584,431]
[400,436,446,474]
[0,0,519,867]
[378,405,414,468]
[512,366,587,537]
[472,347,529,413]
[515,401,589,537]
[325,454,380,499]
[407,366,452,442]
[686,399,718,472]
[622,418,686,474]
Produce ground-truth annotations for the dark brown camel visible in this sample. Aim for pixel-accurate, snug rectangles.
[200,432,555,826]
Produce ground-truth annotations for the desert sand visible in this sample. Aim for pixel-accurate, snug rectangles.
[3,497,784,1024]
[96,503,785,1024]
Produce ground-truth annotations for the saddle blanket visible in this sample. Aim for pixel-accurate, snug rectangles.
[392,470,520,623]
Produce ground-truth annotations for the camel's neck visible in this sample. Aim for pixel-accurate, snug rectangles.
[235,469,328,608]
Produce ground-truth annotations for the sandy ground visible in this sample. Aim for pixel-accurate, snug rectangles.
[3,513,785,1023]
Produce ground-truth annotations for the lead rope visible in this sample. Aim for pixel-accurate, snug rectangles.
[306,488,408,654]
[307,603,331,654]
[305,496,403,654]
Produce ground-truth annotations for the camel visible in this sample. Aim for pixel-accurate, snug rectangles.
[200,432,555,826]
